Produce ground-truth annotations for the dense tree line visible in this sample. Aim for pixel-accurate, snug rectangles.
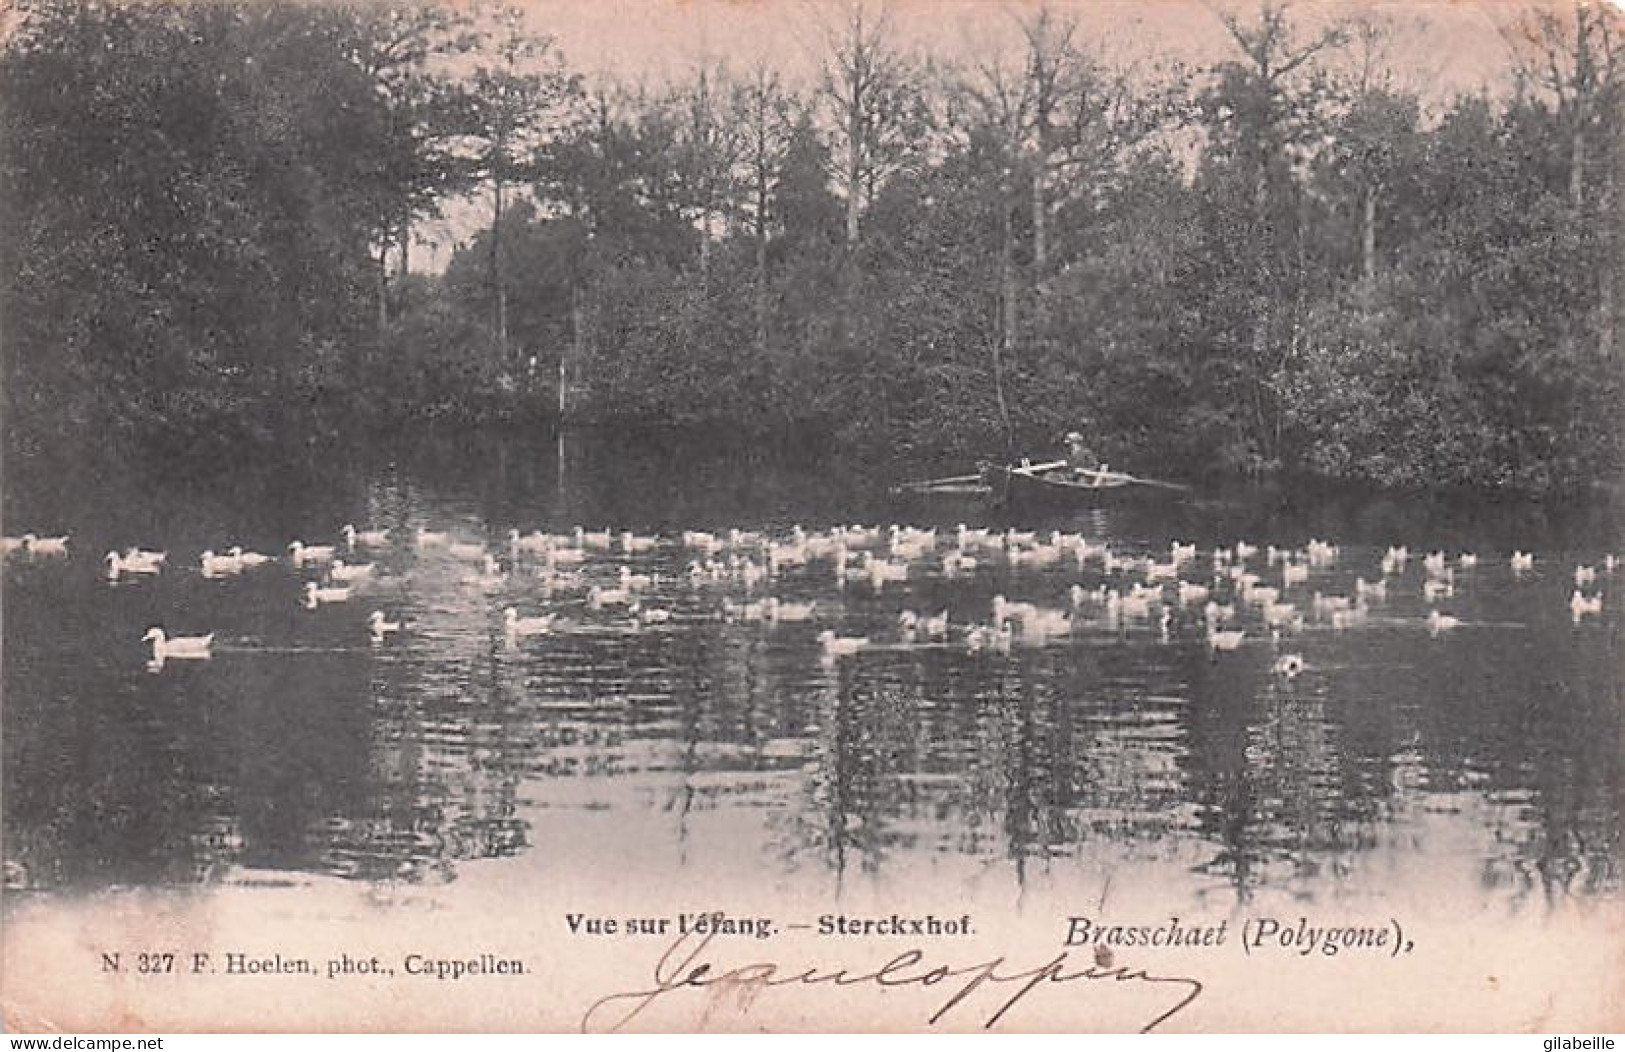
[3,0,1621,494]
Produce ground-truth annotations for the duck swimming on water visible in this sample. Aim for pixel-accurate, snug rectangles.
[1273,653,1305,679]
[1570,590,1603,622]
[142,627,213,664]
[368,611,402,641]
[24,534,70,556]
[304,582,352,608]
[342,525,391,549]
[199,550,244,577]
[1427,610,1461,636]
[503,607,555,637]
[330,559,376,583]
[818,630,870,657]
[289,540,335,565]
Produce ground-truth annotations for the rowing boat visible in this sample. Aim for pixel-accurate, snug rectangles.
[983,461,1131,506]
[894,460,1187,505]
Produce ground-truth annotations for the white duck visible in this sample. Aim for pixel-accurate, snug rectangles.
[546,546,586,566]
[289,540,336,565]
[509,529,551,556]
[991,595,1039,624]
[304,581,352,608]
[629,601,673,625]
[964,622,1013,654]
[368,611,402,642]
[24,534,69,556]
[588,585,632,609]
[764,598,817,622]
[143,627,213,663]
[342,525,390,549]
[106,550,162,580]
[619,565,654,591]
[620,531,659,554]
[503,607,555,637]
[230,546,275,568]
[575,526,613,550]
[1570,590,1603,621]
[818,630,869,657]
[330,559,376,583]
[1427,610,1461,636]
[1273,653,1306,679]
[1422,576,1454,602]
[1017,608,1071,644]
[1177,581,1211,606]
[121,547,166,573]
[199,549,244,577]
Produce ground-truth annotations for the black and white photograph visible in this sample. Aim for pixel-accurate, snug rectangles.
[1,0,1621,1034]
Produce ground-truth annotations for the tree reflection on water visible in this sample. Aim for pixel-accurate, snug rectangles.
[2,433,1619,908]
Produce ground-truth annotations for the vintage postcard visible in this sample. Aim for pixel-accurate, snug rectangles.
[2,0,1622,1035]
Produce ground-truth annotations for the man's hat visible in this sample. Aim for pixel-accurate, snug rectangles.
[1064,431,1084,443]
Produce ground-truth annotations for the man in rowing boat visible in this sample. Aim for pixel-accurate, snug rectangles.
[1065,431,1102,477]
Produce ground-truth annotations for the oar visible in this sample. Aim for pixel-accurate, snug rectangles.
[1012,459,1068,475]
[1090,469,1191,492]
[915,471,985,486]
[891,470,991,494]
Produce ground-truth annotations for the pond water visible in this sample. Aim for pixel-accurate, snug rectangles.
[5,428,1619,907]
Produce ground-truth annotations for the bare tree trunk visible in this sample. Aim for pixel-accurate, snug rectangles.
[846,4,865,247]
[556,354,567,423]
[1605,152,1620,358]
[1570,2,1592,209]
[1571,125,1586,207]
[492,173,508,362]
[1601,282,1616,358]
[988,333,1013,454]
[1000,194,1018,357]
[1031,162,1047,277]
[377,242,389,331]
[568,283,585,424]
[755,190,769,356]
[1362,184,1377,282]
[698,210,712,280]
[845,108,863,247]
[399,214,411,280]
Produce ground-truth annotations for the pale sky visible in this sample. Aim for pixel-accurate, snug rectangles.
[514,0,1527,93]
[414,0,1572,270]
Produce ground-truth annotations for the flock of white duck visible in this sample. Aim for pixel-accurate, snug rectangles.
[2,523,1618,677]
